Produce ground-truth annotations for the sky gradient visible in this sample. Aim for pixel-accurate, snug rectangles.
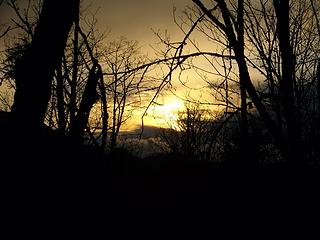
[92,0,190,44]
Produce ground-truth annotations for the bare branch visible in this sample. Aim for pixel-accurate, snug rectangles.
[103,52,235,77]
[0,26,10,39]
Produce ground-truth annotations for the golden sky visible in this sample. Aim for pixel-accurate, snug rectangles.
[0,0,230,130]
[90,0,205,130]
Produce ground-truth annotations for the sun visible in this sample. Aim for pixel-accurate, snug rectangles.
[147,97,184,128]
[117,96,185,131]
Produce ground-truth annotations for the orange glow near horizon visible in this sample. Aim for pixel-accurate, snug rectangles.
[89,95,186,132]
[147,97,184,128]
[123,96,185,131]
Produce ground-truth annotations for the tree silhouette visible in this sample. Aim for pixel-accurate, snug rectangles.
[1,0,320,170]
[102,38,150,151]
[155,0,320,166]
[11,0,79,136]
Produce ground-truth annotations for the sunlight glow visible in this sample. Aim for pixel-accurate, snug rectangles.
[148,98,184,128]
[124,96,185,130]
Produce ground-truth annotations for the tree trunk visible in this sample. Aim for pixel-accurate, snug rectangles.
[274,0,300,165]
[56,62,66,135]
[70,6,80,127]
[68,62,99,143]
[236,0,251,165]
[194,0,287,163]
[11,0,79,134]
[110,75,118,151]
[317,61,320,116]
[99,66,108,154]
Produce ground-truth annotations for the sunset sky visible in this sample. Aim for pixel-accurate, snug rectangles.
[90,0,195,129]
[0,0,221,130]
[86,0,220,130]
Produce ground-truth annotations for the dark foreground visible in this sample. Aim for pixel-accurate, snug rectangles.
[1,129,319,229]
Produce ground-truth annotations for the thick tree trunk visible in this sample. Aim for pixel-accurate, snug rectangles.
[3,0,80,186]
[274,0,300,165]
[236,0,251,165]
[11,0,79,134]
[316,60,320,159]
[317,61,320,117]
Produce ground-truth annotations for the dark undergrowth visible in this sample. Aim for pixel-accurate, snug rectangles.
[1,128,319,220]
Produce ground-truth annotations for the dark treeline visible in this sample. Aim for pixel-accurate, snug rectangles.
[0,0,320,215]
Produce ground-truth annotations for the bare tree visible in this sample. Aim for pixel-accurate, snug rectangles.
[243,0,320,163]
[102,38,150,151]
[160,103,217,161]
[45,4,108,148]
[272,0,299,163]
[1,0,112,155]
[1,1,153,154]
[144,0,320,166]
